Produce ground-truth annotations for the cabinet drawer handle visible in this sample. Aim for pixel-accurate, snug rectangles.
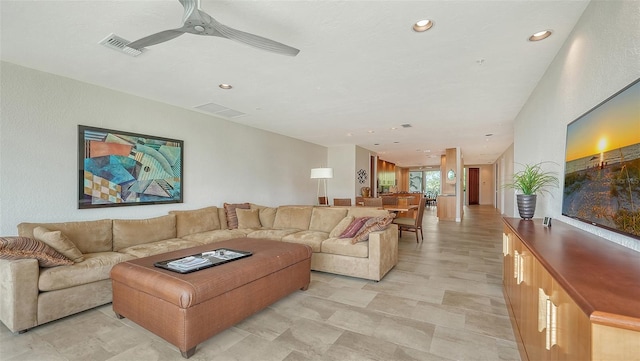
[517,253,524,284]
[502,233,509,256]
[538,288,558,350]
[514,251,520,280]
[546,299,558,350]
[538,288,548,332]
[514,252,524,284]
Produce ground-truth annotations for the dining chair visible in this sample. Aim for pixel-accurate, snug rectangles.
[382,196,398,206]
[393,196,426,243]
[355,196,364,206]
[333,198,352,206]
[363,197,383,207]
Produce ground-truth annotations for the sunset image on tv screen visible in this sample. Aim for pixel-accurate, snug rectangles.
[562,79,640,239]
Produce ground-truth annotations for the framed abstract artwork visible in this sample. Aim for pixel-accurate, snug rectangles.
[78,125,183,208]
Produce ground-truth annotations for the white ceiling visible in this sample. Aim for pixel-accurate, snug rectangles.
[0,0,590,168]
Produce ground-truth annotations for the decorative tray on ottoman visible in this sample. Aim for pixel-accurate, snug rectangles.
[154,248,252,273]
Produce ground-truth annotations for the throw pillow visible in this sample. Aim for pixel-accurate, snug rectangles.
[0,236,73,267]
[339,217,371,238]
[224,203,250,229]
[33,226,84,263]
[351,214,395,244]
[236,208,262,229]
[329,215,355,238]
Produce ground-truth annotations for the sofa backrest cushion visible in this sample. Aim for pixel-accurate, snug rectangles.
[309,207,349,233]
[272,206,313,230]
[17,219,113,254]
[113,214,176,251]
[169,206,221,237]
[250,204,277,229]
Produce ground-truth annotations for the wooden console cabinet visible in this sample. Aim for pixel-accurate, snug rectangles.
[502,218,640,361]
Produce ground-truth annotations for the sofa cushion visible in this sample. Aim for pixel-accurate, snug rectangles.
[224,203,251,229]
[33,227,84,263]
[272,206,313,230]
[169,206,221,237]
[309,207,348,233]
[118,238,202,258]
[246,229,299,241]
[352,215,395,244]
[38,251,135,292]
[113,215,176,252]
[180,229,248,244]
[321,238,369,258]
[0,236,73,267]
[329,216,355,238]
[282,231,328,252]
[18,219,113,253]
[236,208,262,229]
[340,217,371,238]
[250,204,278,229]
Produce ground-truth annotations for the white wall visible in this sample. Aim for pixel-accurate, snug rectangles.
[355,146,371,197]
[327,145,373,203]
[497,143,516,217]
[0,62,326,234]
[327,145,355,201]
[512,1,640,251]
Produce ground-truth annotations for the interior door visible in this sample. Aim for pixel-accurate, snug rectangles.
[469,167,480,205]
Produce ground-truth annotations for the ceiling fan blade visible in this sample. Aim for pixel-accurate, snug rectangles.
[128,28,187,50]
[178,0,199,25]
[209,19,300,56]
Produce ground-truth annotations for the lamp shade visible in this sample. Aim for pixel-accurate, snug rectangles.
[310,168,333,179]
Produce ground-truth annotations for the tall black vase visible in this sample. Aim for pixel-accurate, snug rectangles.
[517,194,537,220]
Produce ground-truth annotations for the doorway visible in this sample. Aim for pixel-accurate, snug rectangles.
[468,167,480,205]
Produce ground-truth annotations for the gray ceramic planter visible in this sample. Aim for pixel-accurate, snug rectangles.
[517,194,537,220]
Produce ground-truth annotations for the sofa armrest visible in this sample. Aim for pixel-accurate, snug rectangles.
[366,224,399,280]
[0,258,40,333]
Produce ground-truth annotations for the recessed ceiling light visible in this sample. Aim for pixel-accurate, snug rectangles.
[219,83,233,89]
[368,130,375,134]
[529,30,552,41]
[413,19,434,32]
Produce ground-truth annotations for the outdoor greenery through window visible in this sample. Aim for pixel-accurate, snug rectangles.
[409,170,441,196]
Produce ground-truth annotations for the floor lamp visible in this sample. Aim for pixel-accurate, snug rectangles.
[310,168,333,205]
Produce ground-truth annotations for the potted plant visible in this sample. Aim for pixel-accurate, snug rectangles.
[505,162,559,220]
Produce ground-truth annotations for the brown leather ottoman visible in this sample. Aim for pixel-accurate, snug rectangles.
[110,238,312,358]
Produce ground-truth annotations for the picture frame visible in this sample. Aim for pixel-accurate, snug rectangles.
[543,217,552,227]
[78,125,183,209]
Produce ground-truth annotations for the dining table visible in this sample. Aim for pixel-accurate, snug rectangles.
[383,204,419,213]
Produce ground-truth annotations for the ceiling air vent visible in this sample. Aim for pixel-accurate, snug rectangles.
[401,123,412,128]
[99,33,144,57]
[195,102,246,119]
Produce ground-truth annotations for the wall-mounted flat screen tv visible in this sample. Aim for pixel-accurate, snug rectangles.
[562,78,640,240]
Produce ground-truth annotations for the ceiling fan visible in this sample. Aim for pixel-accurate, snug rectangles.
[127,0,300,56]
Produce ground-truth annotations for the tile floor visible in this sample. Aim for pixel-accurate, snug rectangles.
[0,205,520,361]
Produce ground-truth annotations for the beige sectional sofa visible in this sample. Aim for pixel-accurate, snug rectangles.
[0,204,398,333]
